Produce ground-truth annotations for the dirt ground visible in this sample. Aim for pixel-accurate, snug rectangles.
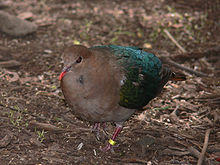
[0,0,220,164]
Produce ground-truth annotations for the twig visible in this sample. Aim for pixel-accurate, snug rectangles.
[160,57,209,77]
[170,105,179,122]
[164,29,187,53]
[197,129,211,165]
[172,46,220,61]
[175,140,209,164]
[0,60,21,68]
[29,120,91,133]
[0,134,12,148]
[188,146,201,158]
[29,120,67,133]
[0,69,20,82]
[110,158,149,164]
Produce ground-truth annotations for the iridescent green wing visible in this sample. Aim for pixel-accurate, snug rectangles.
[90,45,162,109]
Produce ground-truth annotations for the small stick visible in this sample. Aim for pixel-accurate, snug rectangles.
[188,146,201,158]
[164,29,187,53]
[197,129,211,165]
[175,139,208,163]
[29,120,91,133]
[159,56,209,77]
[166,58,209,77]
[29,120,67,133]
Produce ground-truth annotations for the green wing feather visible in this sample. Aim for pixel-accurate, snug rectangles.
[90,45,163,109]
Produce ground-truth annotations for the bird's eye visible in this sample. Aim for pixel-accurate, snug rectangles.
[76,56,83,63]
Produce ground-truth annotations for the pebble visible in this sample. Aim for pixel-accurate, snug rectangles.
[0,11,38,37]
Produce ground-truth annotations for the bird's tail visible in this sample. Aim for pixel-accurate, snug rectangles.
[170,72,186,81]
[159,66,186,90]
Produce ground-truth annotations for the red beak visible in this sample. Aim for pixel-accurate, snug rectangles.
[59,71,66,81]
[59,65,72,81]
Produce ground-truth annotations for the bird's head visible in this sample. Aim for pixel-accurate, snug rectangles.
[59,45,91,81]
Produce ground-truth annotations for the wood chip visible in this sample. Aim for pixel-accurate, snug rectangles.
[17,12,33,20]
[0,60,21,68]
[0,134,11,148]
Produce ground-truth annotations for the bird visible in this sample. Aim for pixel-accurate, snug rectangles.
[59,45,186,152]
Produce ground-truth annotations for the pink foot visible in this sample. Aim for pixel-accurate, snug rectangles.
[101,125,122,152]
[101,143,114,152]
[101,142,119,152]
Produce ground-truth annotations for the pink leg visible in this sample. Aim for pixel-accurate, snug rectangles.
[101,124,123,152]
[93,123,101,130]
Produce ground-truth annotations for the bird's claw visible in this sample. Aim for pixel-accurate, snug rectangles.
[101,144,117,153]
[101,143,113,152]
[101,142,119,152]
[92,123,109,140]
